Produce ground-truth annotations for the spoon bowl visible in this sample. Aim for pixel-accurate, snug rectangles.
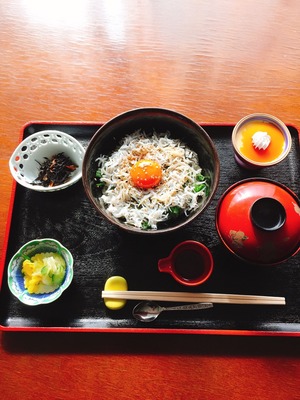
[132,301,213,322]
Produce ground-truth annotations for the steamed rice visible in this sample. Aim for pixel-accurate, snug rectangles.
[95,130,208,229]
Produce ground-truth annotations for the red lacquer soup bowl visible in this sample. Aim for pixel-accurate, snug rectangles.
[216,178,300,265]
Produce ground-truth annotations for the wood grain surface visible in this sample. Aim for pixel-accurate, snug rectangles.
[0,1,299,399]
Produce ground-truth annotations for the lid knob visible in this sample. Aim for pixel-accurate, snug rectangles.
[250,198,286,231]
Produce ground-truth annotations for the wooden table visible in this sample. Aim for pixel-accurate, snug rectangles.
[1,1,299,398]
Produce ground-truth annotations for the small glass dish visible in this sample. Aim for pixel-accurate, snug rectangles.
[9,130,85,192]
[7,238,74,306]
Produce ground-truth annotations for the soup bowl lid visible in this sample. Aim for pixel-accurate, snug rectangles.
[215,178,300,265]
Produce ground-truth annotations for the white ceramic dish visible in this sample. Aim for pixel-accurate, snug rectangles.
[9,130,85,192]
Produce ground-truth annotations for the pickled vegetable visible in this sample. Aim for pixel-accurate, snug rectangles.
[22,252,66,294]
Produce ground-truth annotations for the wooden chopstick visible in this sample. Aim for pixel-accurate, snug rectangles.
[101,291,286,305]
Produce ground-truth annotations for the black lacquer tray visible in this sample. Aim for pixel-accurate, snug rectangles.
[0,122,299,335]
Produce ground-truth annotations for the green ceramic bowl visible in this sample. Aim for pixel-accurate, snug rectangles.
[7,238,73,306]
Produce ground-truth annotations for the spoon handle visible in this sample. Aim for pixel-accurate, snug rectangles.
[161,302,213,312]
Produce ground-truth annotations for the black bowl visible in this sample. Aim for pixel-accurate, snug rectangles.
[82,108,220,234]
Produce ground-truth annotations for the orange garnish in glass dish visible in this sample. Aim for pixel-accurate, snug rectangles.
[130,159,162,189]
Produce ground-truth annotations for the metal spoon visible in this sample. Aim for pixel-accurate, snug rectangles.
[132,301,213,322]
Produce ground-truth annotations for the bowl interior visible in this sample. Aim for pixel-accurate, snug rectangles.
[83,108,220,233]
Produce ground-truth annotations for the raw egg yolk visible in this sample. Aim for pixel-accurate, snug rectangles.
[130,159,162,189]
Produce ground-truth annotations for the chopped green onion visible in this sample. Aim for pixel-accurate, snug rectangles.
[95,169,102,178]
[196,173,206,182]
[141,219,151,230]
[194,173,211,196]
[168,206,182,218]
[94,168,105,188]
[194,183,206,193]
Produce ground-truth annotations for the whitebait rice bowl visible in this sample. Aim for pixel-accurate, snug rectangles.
[94,131,210,230]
